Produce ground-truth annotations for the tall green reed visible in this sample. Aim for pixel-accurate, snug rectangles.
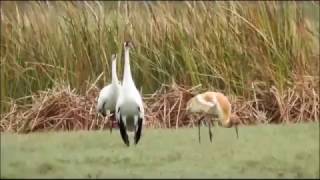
[1,1,319,114]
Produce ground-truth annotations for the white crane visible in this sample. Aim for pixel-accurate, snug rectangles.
[96,54,121,133]
[115,41,144,147]
[186,91,239,143]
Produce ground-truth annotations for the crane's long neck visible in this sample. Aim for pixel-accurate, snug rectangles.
[220,107,232,128]
[123,48,135,87]
[111,59,118,84]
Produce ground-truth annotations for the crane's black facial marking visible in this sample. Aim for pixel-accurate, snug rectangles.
[117,108,120,113]
[118,115,129,147]
[134,117,143,145]
[137,106,140,112]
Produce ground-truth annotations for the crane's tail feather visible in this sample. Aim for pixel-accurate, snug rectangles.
[134,117,143,145]
[99,102,107,117]
[118,116,130,146]
[198,117,202,143]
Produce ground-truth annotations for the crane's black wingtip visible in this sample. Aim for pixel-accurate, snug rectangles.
[118,116,130,146]
[134,117,143,145]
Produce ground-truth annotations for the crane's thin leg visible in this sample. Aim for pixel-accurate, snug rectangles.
[106,111,111,134]
[101,115,107,131]
[235,125,239,139]
[92,113,98,130]
[198,115,206,144]
[208,119,213,143]
[198,116,201,143]
[109,112,114,134]
[110,119,113,134]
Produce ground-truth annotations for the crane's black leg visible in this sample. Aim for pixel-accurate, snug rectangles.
[134,117,143,145]
[208,119,213,143]
[109,112,115,134]
[235,125,239,139]
[109,119,113,134]
[198,115,205,144]
[198,116,201,143]
[118,116,129,147]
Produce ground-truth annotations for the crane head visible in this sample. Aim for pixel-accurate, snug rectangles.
[124,41,134,49]
[217,116,239,128]
[218,115,240,139]
[111,54,117,61]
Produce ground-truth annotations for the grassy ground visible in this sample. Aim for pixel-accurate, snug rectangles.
[1,122,319,178]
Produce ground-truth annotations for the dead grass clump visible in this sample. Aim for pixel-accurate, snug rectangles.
[0,84,109,133]
[0,79,319,133]
[143,83,201,129]
[231,77,319,125]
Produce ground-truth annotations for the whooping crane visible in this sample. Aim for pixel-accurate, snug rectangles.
[116,41,144,147]
[97,54,121,133]
[186,91,239,143]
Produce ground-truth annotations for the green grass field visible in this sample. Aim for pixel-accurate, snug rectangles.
[1,122,319,178]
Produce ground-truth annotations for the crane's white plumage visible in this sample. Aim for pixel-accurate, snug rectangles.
[116,41,144,146]
[97,54,121,132]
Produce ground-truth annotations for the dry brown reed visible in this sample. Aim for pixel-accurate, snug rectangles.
[1,79,318,133]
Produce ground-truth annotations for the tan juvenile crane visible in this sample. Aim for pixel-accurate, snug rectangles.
[186,91,239,143]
